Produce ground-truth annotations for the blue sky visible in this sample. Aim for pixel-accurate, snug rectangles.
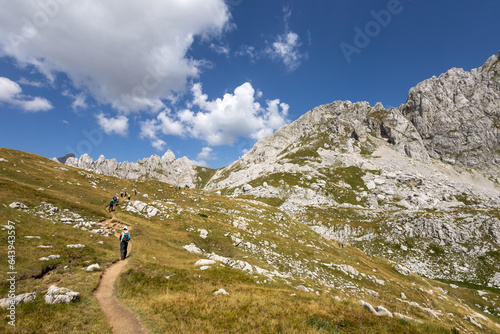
[0,0,499,168]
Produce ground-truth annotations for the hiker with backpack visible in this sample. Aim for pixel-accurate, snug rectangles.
[108,199,115,212]
[120,226,130,260]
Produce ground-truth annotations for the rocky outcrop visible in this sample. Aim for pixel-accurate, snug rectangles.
[44,286,79,304]
[401,53,500,173]
[125,200,161,217]
[65,150,196,187]
[205,100,430,190]
[55,153,75,164]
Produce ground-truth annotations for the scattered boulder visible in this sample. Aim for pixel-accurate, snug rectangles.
[241,184,253,192]
[126,200,148,213]
[359,300,377,315]
[359,300,393,317]
[125,200,160,217]
[66,244,85,248]
[44,286,79,304]
[9,202,28,209]
[0,292,36,308]
[374,306,393,317]
[395,264,413,276]
[213,289,229,296]
[199,229,208,239]
[146,206,161,217]
[195,259,216,266]
[86,263,100,272]
[39,255,60,261]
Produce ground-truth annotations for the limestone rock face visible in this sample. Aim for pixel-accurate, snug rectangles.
[401,53,500,173]
[64,149,197,187]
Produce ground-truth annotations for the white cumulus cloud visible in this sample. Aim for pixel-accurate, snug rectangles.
[0,0,231,112]
[96,113,129,137]
[140,82,289,149]
[0,76,52,112]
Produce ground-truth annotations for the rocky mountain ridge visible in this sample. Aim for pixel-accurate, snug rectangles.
[61,150,197,188]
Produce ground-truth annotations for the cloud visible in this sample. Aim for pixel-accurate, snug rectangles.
[96,113,129,136]
[0,76,52,112]
[18,77,44,87]
[140,82,289,149]
[235,7,307,71]
[265,32,305,72]
[151,139,166,151]
[71,94,87,111]
[0,0,231,112]
[197,147,215,160]
[62,90,88,111]
[235,45,258,63]
[264,8,307,72]
[210,43,230,57]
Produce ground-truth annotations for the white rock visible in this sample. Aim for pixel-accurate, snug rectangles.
[44,286,79,304]
[199,229,208,239]
[375,306,393,317]
[0,292,36,308]
[213,288,229,296]
[86,263,100,272]
[395,264,413,276]
[183,243,203,254]
[9,202,28,209]
[195,259,217,266]
[365,181,376,190]
[66,244,85,248]
[146,206,161,217]
[359,300,377,315]
[241,184,253,192]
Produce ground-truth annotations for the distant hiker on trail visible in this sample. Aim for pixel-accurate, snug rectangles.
[120,227,130,260]
[108,199,115,212]
[128,194,131,201]
[124,191,127,198]
[120,191,123,198]
[134,189,137,195]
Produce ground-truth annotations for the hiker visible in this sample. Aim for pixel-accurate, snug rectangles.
[120,191,123,198]
[128,194,131,201]
[120,227,130,260]
[134,189,137,195]
[108,199,114,212]
[124,191,127,198]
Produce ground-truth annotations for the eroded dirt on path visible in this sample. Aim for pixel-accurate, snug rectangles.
[95,214,149,334]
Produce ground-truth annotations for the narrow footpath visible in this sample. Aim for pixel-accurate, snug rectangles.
[94,213,149,334]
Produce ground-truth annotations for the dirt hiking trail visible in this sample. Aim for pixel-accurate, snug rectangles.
[94,214,150,334]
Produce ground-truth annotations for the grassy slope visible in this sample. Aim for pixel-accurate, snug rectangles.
[0,148,498,333]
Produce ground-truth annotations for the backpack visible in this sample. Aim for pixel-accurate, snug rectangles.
[122,231,130,242]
